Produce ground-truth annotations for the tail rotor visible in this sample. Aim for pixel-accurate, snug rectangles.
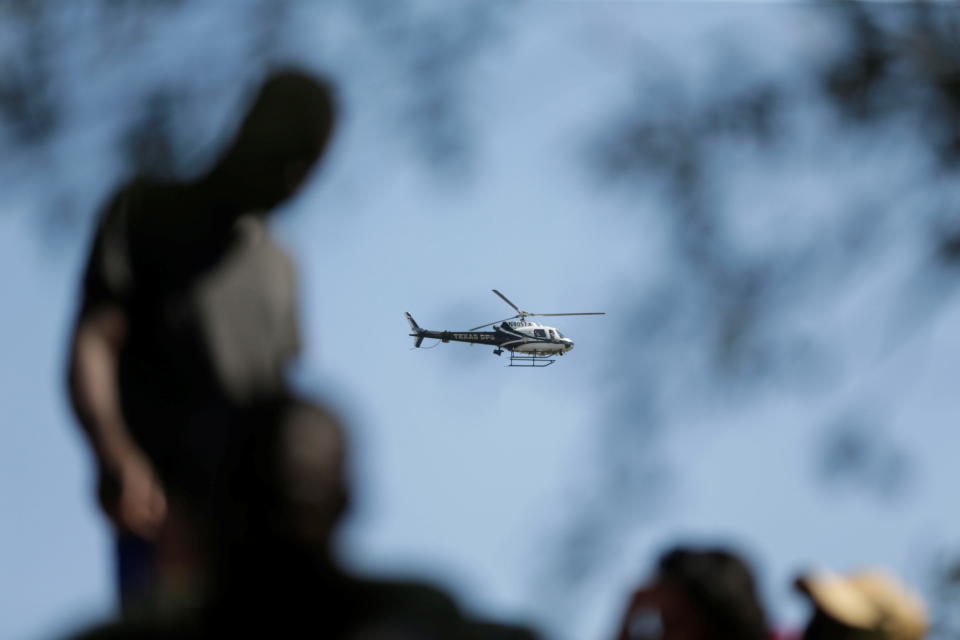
[405,312,425,348]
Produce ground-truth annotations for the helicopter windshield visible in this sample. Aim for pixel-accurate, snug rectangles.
[556,331,565,338]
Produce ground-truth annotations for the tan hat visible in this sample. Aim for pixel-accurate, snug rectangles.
[796,569,928,640]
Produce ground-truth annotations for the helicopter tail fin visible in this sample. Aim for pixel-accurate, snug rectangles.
[405,312,425,348]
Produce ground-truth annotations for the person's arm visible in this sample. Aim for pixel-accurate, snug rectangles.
[68,302,165,539]
[615,596,635,640]
[615,586,660,640]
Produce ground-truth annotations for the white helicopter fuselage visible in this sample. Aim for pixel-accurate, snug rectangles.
[500,320,574,355]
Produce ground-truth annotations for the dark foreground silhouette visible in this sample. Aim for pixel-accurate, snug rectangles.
[70,398,539,640]
[68,68,336,608]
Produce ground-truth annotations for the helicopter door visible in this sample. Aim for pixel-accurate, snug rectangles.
[534,329,546,338]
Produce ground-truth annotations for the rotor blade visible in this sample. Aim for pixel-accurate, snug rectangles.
[469,315,519,331]
[528,312,606,317]
[492,289,523,314]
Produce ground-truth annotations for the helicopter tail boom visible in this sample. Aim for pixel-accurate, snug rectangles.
[405,313,503,348]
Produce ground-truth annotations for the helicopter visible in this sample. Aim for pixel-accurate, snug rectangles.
[405,290,605,367]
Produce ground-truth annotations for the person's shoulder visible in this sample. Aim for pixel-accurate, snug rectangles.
[120,177,188,213]
[466,624,542,640]
[95,177,166,228]
[346,577,542,639]
[65,616,198,640]
[351,576,462,614]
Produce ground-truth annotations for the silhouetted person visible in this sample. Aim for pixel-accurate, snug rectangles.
[67,67,337,610]
[615,546,769,640]
[69,398,539,639]
[795,569,928,640]
[201,398,539,639]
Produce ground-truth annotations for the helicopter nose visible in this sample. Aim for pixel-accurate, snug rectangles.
[565,340,574,351]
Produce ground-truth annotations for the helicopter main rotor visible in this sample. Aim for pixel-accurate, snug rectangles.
[468,289,605,331]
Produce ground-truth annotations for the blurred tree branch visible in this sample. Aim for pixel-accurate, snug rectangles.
[543,0,960,617]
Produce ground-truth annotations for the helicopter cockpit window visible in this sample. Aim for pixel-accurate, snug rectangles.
[556,331,565,338]
[534,329,546,338]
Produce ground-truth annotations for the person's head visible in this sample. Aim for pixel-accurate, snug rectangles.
[273,400,350,548]
[629,546,769,640]
[213,397,350,571]
[796,569,928,640]
[205,68,337,211]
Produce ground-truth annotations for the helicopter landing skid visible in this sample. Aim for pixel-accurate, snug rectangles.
[507,353,555,367]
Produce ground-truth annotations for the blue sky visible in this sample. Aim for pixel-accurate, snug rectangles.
[2,3,959,639]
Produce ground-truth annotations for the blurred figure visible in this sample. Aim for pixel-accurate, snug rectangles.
[202,398,539,639]
[67,67,337,611]
[795,569,928,640]
[70,397,539,639]
[616,546,769,640]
